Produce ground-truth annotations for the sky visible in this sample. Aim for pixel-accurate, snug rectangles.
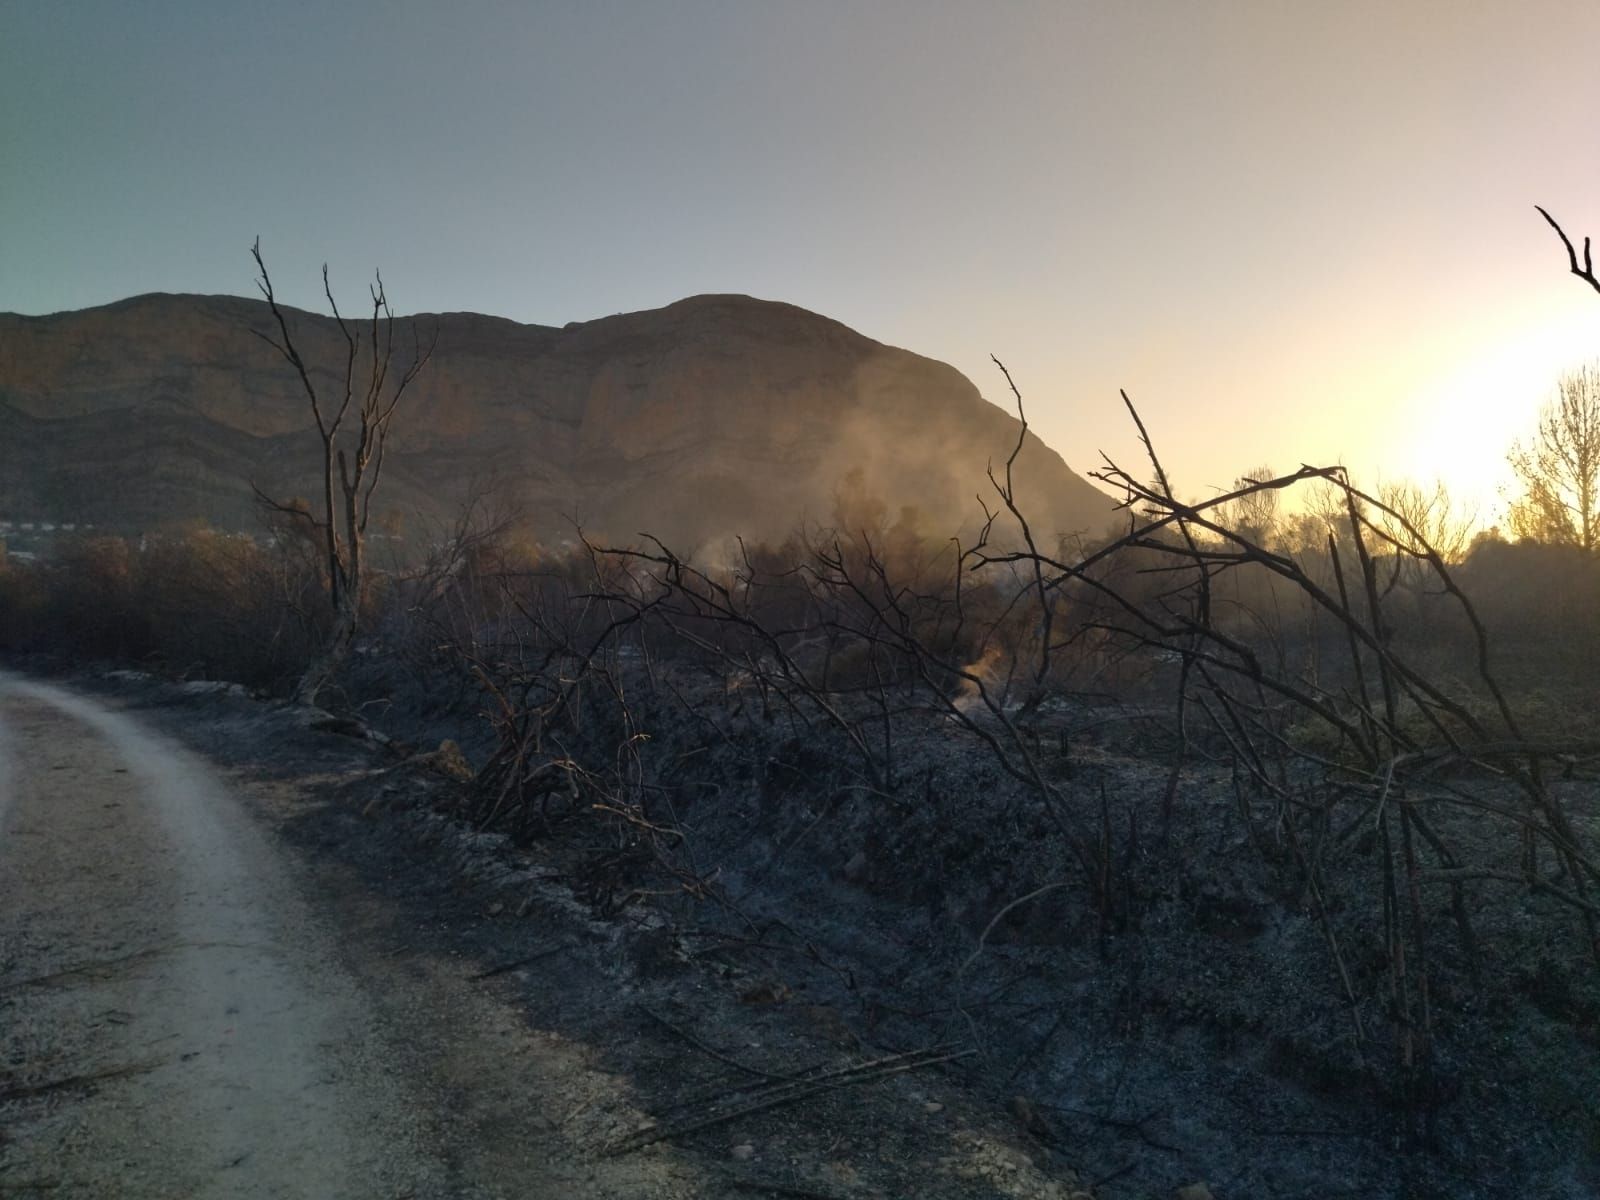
[6,0,1600,522]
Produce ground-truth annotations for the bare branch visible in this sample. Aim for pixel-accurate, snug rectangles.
[1536,205,1600,297]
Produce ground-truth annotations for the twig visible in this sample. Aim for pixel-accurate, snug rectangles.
[641,1007,810,1083]
[607,1046,973,1154]
[1537,205,1600,297]
[959,882,1075,980]
[468,942,574,981]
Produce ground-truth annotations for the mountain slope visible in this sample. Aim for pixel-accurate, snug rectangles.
[0,292,1111,548]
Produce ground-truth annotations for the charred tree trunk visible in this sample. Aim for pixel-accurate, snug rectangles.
[295,591,359,706]
[249,239,434,707]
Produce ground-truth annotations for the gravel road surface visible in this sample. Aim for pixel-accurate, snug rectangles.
[0,676,697,1198]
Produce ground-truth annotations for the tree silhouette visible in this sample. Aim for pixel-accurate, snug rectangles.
[249,239,435,704]
[1525,207,1600,554]
[1505,365,1600,553]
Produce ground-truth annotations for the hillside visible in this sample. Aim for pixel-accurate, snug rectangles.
[0,292,1112,549]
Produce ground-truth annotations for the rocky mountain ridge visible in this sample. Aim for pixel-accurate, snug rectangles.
[0,291,1112,550]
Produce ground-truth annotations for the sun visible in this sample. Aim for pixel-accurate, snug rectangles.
[1392,303,1599,521]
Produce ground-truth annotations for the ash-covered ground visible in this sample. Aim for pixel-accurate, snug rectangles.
[66,660,1600,1199]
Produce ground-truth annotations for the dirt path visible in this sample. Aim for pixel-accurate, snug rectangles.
[0,676,700,1198]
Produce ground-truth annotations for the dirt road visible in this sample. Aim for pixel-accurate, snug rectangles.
[0,676,698,1198]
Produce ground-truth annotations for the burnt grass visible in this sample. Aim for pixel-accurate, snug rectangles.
[71,668,1088,1200]
[342,642,1600,1200]
[68,661,1600,1199]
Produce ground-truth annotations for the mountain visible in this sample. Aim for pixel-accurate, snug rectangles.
[0,291,1112,550]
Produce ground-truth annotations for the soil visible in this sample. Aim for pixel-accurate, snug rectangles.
[339,652,1600,1200]
[6,659,1599,1199]
[0,670,1093,1199]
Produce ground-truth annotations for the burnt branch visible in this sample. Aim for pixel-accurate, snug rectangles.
[1537,205,1600,297]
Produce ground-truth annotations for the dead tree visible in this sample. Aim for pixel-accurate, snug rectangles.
[249,238,435,705]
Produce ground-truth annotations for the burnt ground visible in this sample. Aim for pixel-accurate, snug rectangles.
[28,668,1092,1200]
[49,663,1600,1199]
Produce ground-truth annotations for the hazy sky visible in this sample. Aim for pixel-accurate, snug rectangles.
[6,1,1600,520]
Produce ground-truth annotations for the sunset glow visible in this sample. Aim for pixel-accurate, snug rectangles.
[1393,302,1600,519]
[5,2,1600,525]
